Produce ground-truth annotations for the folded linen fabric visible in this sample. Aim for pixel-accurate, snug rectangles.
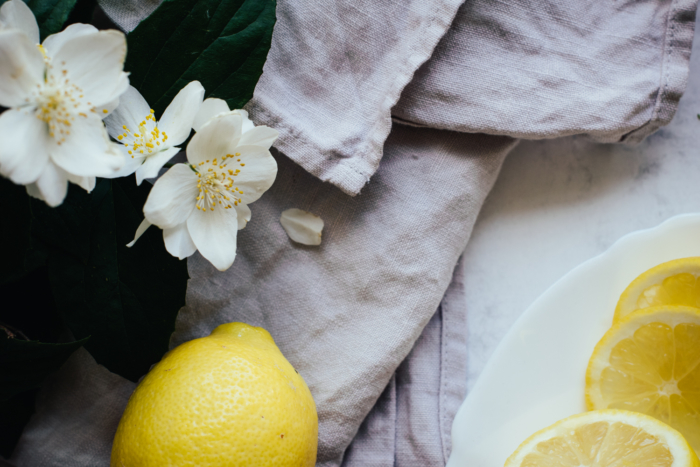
[394,0,698,143]
[10,0,697,466]
[11,127,513,467]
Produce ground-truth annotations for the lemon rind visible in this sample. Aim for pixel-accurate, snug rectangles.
[614,257,700,323]
[504,409,699,467]
[586,305,700,412]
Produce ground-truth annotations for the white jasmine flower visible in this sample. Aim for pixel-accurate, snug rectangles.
[104,82,204,185]
[192,97,279,148]
[130,111,278,271]
[0,0,39,43]
[280,209,324,246]
[0,0,128,206]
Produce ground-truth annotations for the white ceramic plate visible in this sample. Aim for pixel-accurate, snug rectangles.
[447,213,700,467]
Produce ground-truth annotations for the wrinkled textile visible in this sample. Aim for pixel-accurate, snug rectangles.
[11,127,512,467]
[342,258,467,467]
[9,0,697,465]
[394,0,698,144]
[98,0,465,195]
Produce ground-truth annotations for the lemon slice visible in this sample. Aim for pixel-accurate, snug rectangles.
[615,257,700,323]
[586,306,700,454]
[505,410,699,467]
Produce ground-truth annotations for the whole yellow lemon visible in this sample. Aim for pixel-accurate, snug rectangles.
[111,322,318,466]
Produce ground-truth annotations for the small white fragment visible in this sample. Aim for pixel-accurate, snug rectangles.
[280,209,324,246]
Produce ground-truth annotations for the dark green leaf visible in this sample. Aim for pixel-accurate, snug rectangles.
[0,178,47,285]
[0,336,86,402]
[23,0,79,40]
[125,0,276,116]
[0,389,37,458]
[38,179,189,382]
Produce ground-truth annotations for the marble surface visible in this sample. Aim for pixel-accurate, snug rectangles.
[463,15,700,392]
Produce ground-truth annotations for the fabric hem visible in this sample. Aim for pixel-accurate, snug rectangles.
[622,0,698,143]
[247,0,465,196]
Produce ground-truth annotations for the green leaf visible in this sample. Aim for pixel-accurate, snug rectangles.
[125,0,276,116]
[0,334,85,457]
[0,336,86,402]
[0,178,48,285]
[35,179,189,382]
[0,389,38,458]
[23,0,79,40]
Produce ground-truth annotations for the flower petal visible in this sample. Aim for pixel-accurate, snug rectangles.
[135,146,181,185]
[280,208,324,246]
[0,108,49,184]
[100,144,144,179]
[157,81,204,146]
[163,222,197,259]
[34,161,69,207]
[65,173,96,192]
[192,98,229,132]
[0,29,44,107]
[238,125,278,150]
[50,114,124,177]
[51,30,129,108]
[143,163,198,229]
[187,205,238,271]
[42,23,98,57]
[99,96,121,120]
[0,0,39,44]
[233,109,255,134]
[186,113,242,165]
[25,181,42,201]
[104,86,151,140]
[235,203,251,230]
[126,218,151,248]
[228,145,277,204]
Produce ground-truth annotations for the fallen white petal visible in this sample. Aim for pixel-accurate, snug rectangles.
[163,222,197,259]
[157,81,204,146]
[280,209,324,246]
[0,0,39,45]
[127,218,152,247]
[192,98,230,132]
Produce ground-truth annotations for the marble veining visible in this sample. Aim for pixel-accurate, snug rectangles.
[463,15,700,392]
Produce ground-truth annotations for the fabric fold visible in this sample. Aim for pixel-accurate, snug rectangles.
[342,257,467,467]
[172,127,515,465]
[98,0,466,196]
[393,0,698,144]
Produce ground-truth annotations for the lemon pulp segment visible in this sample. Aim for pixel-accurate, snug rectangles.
[505,410,699,467]
[587,306,700,454]
[615,257,700,323]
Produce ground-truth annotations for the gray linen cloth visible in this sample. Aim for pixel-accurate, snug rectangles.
[9,0,697,465]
